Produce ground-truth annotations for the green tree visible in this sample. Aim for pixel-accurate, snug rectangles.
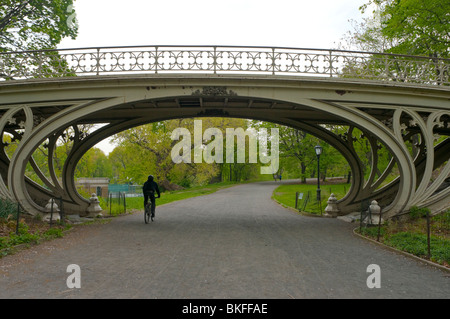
[108,144,149,185]
[360,0,450,58]
[111,119,221,189]
[75,148,112,178]
[251,121,318,182]
[339,0,449,84]
[343,0,450,58]
[0,0,78,52]
[0,0,78,79]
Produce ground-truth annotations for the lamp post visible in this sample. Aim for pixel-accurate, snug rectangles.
[315,145,323,203]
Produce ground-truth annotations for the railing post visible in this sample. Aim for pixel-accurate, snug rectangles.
[271,47,276,75]
[37,51,43,78]
[213,46,217,74]
[155,46,159,74]
[96,48,100,76]
[329,50,333,77]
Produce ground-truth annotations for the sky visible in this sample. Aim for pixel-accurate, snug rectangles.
[59,0,368,50]
[57,0,369,154]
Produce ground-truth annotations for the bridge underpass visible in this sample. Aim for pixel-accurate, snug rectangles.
[0,46,448,219]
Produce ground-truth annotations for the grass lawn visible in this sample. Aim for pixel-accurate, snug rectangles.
[272,180,351,215]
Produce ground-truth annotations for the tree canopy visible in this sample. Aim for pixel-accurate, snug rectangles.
[0,0,78,52]
[347,0,450,58]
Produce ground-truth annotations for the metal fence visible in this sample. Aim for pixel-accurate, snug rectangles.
[1,45,449,85]
[106,191,127,215]
[108,184,142,197]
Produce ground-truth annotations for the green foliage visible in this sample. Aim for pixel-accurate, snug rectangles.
[339,0,450,84]
[75,147,113,178]
[272,182,351,215]
[0,1,79,80]
[0,197,18,220]
[357,209,449,266]
[98,196,127,217]
[0,220,70,257]
[0,0,78,52]
[111,118,257,187]
[384,232,449,264]
[375,0,449,58]
[359,226,386,238]
[4,222,40,248]
[42,227,64,239]
[409,206,430,219]
[357,0,450,57]
[432,210,450,229]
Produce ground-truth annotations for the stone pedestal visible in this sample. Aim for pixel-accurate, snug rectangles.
[43,198,60,222]
[86,193,103,218]
[363,200,384,225]
[324,193,339,218]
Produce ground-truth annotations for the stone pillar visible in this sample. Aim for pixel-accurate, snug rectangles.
[86,193,103,218]
[43,198,60,222]
[368,200,383,225]
[324,193,339,218]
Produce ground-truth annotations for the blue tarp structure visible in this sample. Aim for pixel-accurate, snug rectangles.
[108,184,130,193]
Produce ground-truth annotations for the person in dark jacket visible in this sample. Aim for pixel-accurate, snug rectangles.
[143,175,160,218]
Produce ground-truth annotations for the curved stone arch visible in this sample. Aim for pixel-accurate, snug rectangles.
[417,111,450,204]
[1,76,448,218]
[57,97,413,217]
[2,99,415,217]
[276,99,415,215]
[7,98,126,215]
[57,114,362,215]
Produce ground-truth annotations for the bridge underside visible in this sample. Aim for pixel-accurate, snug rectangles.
[0,75,448,218]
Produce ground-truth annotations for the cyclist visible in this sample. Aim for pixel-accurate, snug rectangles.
[143,175,160,220]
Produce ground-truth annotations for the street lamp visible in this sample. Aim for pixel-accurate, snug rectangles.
[315,145,323,203]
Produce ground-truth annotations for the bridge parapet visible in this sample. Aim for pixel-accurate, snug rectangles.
[1,45,449,86]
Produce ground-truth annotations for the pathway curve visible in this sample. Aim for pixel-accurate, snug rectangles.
[0,181,448,299]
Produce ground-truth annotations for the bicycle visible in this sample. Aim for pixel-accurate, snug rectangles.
[144,200,155,224]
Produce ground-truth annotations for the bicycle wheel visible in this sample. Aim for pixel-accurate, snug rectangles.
[144,204,151,224]
[151,202,155,221]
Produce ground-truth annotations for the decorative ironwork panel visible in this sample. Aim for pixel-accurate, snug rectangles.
[0,45,448,85]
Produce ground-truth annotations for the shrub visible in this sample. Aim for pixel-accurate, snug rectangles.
[409,206,430,219]
[0,198,18,220]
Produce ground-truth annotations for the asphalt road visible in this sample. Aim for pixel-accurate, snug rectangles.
[0,181,448,299]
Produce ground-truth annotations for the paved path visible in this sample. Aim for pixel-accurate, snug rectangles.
[0,181,448,299]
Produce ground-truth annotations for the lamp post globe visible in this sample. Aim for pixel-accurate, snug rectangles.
[315,145,323,156]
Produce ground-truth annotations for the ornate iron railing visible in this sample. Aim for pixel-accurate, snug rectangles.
[0,45,449,85]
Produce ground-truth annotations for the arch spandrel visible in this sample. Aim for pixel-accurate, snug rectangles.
[0,75,448,218]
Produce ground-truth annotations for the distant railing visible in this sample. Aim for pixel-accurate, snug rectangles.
[1,45,449,85]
